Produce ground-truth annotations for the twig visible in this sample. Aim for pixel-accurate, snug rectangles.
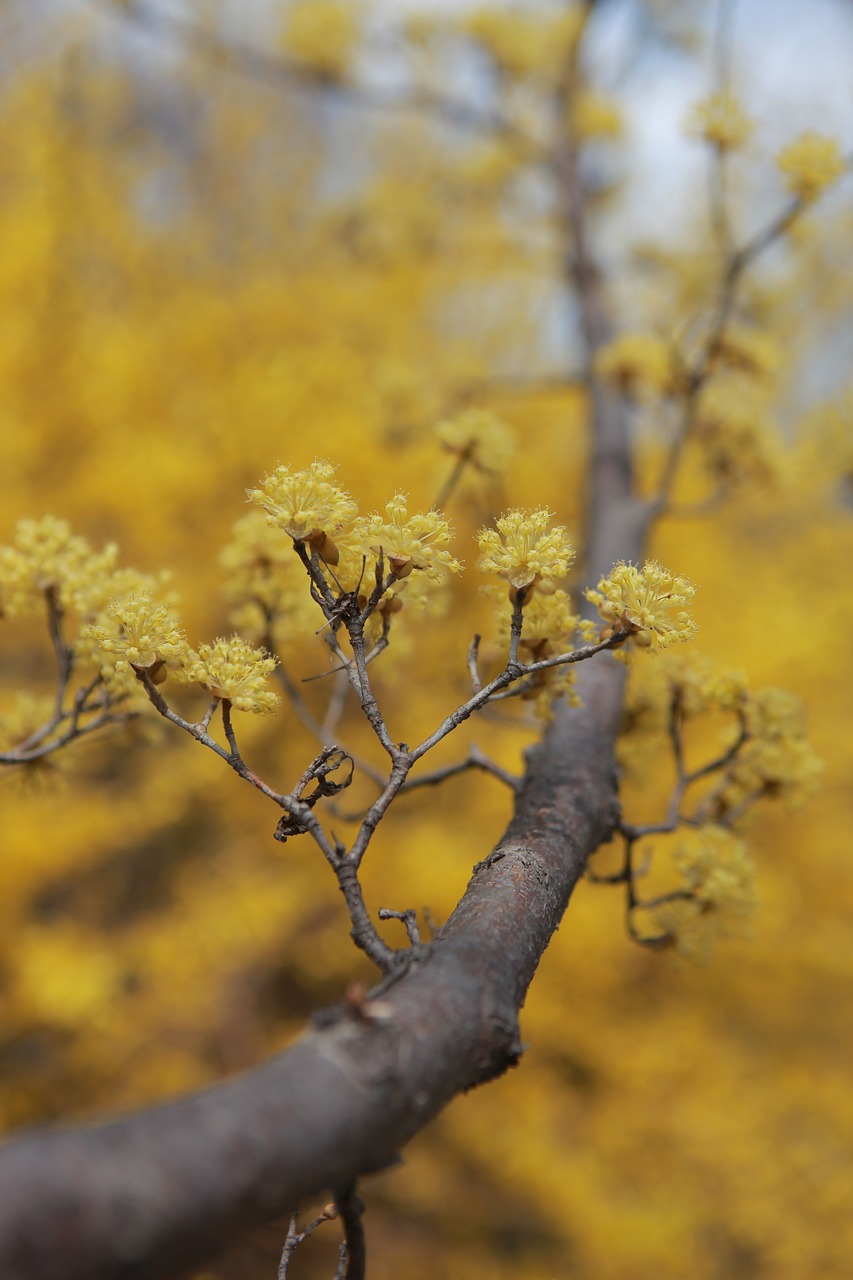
[399,745,521,795]
[335,1186,366,1280]
[507,589,526,667]
[378,908,421,946]
[433,447,473,510]
[277,1204,338,1279]
[467,634,484,695]
[92,0,533,149]
[410,629,630,763]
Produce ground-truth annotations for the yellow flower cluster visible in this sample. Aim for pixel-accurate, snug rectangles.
[86,594,190,683]
[0,516,118,619]
[0,691,66,789]
[281,0,358,81]
[246,464,465,633]
[435,409,516,477]
[463,6,583,81]
[477,508,575,596]
[716,687,823,812]
[0,691,56,750]
[714,325,783,382]
[617,654,747,766]
[673,827,757,918]
[586,560,697,649]
[776,131,845,203]
[656,827,757,962]
[665,654,747,716]
[355,494,461,583]
[686,92,754,150]
[220,513,316,644]
[572,90,623,141]
[694,373,780,484]
[182,636,279,715]
[247,461,357,563]
[594,333,675,399]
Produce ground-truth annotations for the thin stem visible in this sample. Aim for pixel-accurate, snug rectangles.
[410,630,630,763]
[507,589,526,666]
[335,1186,366,1280]
[399,745,521,796]
[378,907,421,946]
[278,1205,338,1279]
[433,448,472,510]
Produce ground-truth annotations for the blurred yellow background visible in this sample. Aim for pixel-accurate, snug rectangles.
[1,3,851,1277]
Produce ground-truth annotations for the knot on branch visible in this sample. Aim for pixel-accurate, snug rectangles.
[274,747,353,843]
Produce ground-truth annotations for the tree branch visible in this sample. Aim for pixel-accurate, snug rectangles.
[0,653,627,1280]
[0,8,653,1278]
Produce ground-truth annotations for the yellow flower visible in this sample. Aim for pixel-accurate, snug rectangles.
[665,654,747,716]
[572,90,623,141]
[220,513,316,642]
[713,325,782,381]
[594,333,675,398]
[183,636,279,714]
[247,461,357,559]
[435,409,516,477]
[586,560,697,649]
[694,373,780,484]
[85,594,191,680]
[0,516,118,620]
[715,687,823,812]
[477,508,575,594]
[674,827,758,919]
[686,93,754,150]
[776,132,845,203]
[355,495,461,582]
[464,7,583,81]
[655,828,757,961]
[281,0,358,81]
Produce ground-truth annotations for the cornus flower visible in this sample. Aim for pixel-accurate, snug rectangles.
[355,495,461,582]
[713,687,823,813]
[572,89,623,141]
[713,325,782,382]
[220,513,316,641]
[477,508,574,595]
[594,333,674,399]
[247,461,357,563]
[463,7,583,82]
[686,92,754,150]
[694,373,779,484]
[665,655,747,717]
[283,0,358,80]
[183,636,279,714]
[656,828,758,962]
[435,409,516,477]
[674,827,758,920]
[86,594,190,681]
[776,132,845,203]
[0,516,118,620]
[586,560,697,649]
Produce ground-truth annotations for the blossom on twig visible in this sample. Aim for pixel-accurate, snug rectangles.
[477,508,574,595]
[586,560,697,649]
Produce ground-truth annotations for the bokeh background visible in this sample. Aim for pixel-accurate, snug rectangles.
[1,2,852,1277]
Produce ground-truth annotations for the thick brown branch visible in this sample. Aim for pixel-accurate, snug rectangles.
[0,10,648,1277]
[0,657,626,1280]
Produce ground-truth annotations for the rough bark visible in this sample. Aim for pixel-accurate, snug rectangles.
[0,8,649,1275]
[0,657,630,1280]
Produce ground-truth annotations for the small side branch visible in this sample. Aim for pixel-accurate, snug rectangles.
[399,746,522,796]
[277,1205,339,1280]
